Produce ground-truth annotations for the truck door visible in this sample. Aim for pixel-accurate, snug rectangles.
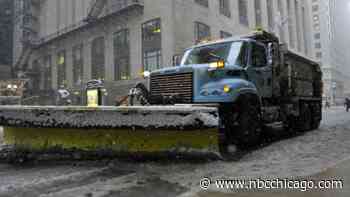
[246,42,273,98]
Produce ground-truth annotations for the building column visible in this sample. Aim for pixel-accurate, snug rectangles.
[51,52,58,90]
[130,21,142,79]
[83,40,92,83]
[105,33,114,81]
[290,0,298,51]
[260,0,269,30]
[65,48,73,88]
[282,0,289,45]
[247,0,256,29]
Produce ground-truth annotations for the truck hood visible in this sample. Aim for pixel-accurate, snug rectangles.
[150,64,244,76]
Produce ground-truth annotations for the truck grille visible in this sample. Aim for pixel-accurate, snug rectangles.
[150,72,193,104]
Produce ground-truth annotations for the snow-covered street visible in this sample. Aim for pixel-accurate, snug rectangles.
[0,107,349,197]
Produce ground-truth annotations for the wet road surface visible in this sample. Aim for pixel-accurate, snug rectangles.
[196,158,349,197]
[0,106,350,197]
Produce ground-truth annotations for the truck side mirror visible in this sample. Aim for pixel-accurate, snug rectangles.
[267,43,273,66]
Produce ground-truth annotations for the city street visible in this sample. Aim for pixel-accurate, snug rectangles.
[0,106,349,197]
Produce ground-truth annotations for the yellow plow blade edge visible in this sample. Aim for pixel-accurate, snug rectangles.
[3,127,219,154]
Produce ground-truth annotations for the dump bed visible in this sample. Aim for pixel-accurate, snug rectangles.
[280,51,322,98]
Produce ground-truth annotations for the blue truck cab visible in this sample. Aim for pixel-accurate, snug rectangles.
[149,32,274,105]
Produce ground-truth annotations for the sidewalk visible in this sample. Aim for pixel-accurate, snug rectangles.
[323,106,346,111]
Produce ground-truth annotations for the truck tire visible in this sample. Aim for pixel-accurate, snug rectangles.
[284,103,313,133]
[310,103,322,130]
[283,116,296,133]
[236,100,262,148]
[297,103,312,132]
[311,120,321,130]
[219,97,262,154]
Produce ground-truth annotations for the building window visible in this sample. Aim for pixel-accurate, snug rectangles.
[72,44,84,85]
[43,55,52,90]
[220,31,232,39]
[114,29,130,80]
[142,19,161,41]
[254,0,262,27]
[144,50,162,71]
[57,50,66,86]
[315,42,321,49]
[314,33,320,39]
[195,22,210,43]
[316,52,322,58]
[0,0,13,65]
[267,0,274,31]
[239,0,249,26]
[287,0,295,48]
[142,19,162,71]
[91,36,105,80]
[195,0,208,7]
[219,0,231,17]
[314,23,320,30]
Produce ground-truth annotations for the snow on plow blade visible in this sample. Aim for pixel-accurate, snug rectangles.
[0,106,220,158]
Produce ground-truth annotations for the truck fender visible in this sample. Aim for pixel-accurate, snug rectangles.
[232,91,262,118]
[226,80,261,106]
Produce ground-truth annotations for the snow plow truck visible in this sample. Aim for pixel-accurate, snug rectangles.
[0,30,322,159]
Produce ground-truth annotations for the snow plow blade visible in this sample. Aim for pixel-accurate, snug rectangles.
[0,106,220,159]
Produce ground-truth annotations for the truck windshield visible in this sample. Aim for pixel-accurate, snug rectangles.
[181,41,244,66]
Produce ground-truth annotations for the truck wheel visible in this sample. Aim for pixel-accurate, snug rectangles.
[235,100,262,148]
[283,116,296,133]
[219,98,262,155]
[310,114,321,130]
[298,103,312,132]
[311,103,322,130]
[311,120,321,130]
[219,104,240,159]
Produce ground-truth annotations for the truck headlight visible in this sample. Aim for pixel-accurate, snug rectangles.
[143,71,151,78]
[223,85,231,93]
[209,60,225,69]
